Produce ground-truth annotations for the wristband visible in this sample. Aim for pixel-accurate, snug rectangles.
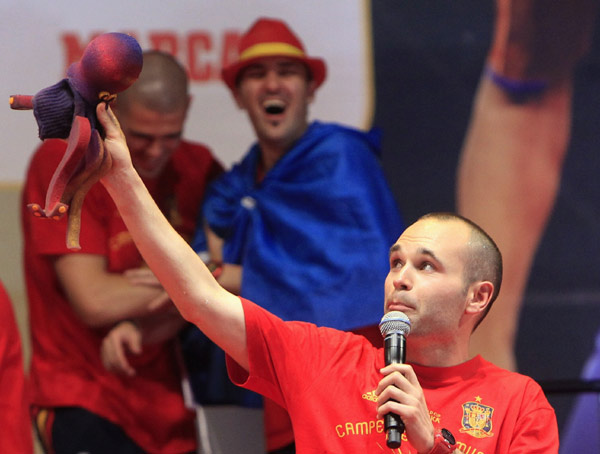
[207,261,223,279]
[428,428,456,454]
[484,65,548,101]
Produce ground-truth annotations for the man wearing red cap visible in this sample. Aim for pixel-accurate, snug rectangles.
[187,17,403,453]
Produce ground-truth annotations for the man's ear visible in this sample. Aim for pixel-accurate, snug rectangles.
[465,281,494,315]
[306,79,317,105]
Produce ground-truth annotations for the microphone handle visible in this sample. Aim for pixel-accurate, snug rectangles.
[384,333,406,449]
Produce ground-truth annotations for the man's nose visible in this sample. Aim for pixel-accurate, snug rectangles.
[264,70,281,91]
[145,139,164,159]
[393,266,412,290]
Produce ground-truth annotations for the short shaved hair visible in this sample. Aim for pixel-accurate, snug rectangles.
[116,50,189,113]
[418,212,503,328]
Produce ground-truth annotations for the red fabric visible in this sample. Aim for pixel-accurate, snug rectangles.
[263,397,294,451]
[228,298,559,453]
[0,282,34,453]
[22,138,222,454]
[263,323,382,451]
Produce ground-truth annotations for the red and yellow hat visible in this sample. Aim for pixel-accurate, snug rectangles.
[222,17,327,91]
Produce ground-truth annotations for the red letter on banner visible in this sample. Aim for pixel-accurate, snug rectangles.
[149,33,179,56]
[187,32,214,82]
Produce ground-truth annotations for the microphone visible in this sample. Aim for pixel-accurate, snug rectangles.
[379,311,411,449]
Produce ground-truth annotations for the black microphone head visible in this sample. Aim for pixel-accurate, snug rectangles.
[379,311,411,338]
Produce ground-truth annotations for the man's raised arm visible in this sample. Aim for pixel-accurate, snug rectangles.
[96,102,249,370]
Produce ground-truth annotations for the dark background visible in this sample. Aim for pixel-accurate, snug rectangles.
[371,0,600,431]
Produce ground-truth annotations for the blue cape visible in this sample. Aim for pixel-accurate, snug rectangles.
[198,121,403,330]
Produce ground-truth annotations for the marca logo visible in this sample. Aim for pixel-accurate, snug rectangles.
[459,397,494,439]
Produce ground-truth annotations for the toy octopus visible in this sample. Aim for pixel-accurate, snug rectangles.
[10,32,143,249]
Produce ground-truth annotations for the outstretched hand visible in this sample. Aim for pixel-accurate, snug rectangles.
[96,102,134,182]
[376,363,435,453]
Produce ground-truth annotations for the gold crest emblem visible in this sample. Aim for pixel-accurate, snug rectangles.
[459,400,494,438]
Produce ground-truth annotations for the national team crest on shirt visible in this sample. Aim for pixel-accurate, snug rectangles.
[459,397,494,438]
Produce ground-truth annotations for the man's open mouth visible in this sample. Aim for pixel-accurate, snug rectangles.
[264,99,286,114]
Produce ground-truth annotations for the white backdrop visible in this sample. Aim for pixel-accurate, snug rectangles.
[1,0,373,183]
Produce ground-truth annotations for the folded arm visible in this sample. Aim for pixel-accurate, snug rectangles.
[55,254,166,327]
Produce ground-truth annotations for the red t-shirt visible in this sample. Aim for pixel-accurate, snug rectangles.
[228,298,559,454]
[22,138,222,453]
[0,281,34,453]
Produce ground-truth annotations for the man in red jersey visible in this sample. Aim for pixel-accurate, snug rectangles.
[22,50,222,453]
[95,96,558,453]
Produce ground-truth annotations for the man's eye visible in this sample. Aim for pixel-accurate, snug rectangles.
[421,262,434,271]
[391,259,402,268]
[131,135,152,144]
[164,134,182,142]
[245,70,264,79]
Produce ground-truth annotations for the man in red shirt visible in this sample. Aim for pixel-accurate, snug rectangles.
[97,98,559,453]
[22,50,222,453]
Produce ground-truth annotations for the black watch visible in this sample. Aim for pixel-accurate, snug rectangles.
[428,428,456,454]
